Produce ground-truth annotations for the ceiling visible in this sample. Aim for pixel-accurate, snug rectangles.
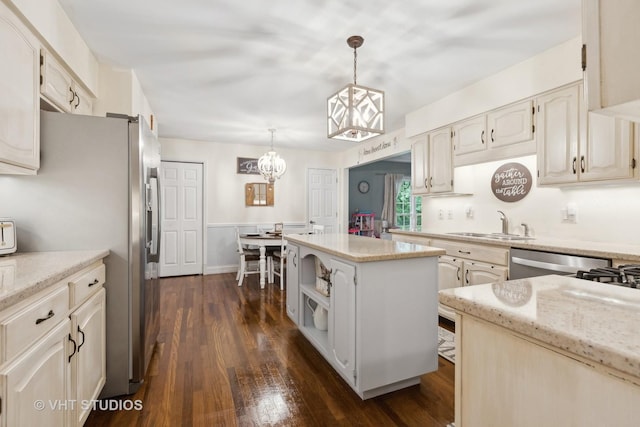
[58,0,581,152]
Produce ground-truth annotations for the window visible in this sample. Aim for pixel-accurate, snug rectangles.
[395,178,421,228]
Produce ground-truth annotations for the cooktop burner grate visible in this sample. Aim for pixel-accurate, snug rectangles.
[576,265,640,288]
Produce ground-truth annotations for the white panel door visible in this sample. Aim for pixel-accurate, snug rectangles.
[159,161,203,277]
[307,168,337,233]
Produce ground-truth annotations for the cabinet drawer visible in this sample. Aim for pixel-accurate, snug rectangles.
[0,283,69,363]
[431,239,509,266]
[69,263,105,307]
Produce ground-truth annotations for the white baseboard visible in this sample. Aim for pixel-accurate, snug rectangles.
[204,265,238,275]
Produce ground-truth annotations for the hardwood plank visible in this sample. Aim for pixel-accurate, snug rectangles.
[86,273,454,426]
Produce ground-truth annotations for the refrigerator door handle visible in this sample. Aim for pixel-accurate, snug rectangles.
[147,167,161,263]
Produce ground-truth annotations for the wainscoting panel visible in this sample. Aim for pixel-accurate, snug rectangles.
[204,223,308,275]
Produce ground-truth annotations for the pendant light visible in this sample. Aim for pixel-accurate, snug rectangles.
[258,128,286,183]
[327,35,385,142]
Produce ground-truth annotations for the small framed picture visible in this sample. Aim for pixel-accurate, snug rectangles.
[237,157,260,175]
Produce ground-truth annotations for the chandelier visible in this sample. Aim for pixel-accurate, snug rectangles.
[327,35,385,142]
[258,129,286,183]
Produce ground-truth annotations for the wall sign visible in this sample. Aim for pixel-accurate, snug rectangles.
[491,162,532,202]
[237,157,259,175]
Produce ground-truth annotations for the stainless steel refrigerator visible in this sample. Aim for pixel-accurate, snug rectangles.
[0,111,161,398]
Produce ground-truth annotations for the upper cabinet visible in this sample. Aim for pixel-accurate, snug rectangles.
[583,0,640,117]
[453,99,536,166]
[0,0,40,174]
[411,127,453,195]
[537,82,636,185]
[41,49,94,115]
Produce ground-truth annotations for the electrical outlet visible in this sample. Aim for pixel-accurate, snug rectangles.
[447,209,453,219]
[438,209,444,220]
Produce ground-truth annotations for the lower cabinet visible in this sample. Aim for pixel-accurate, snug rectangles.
[0,260,106,427]
[456,315,640,426]
[1,318,71,427]
[286,240,439,399]
[70,288,106,426]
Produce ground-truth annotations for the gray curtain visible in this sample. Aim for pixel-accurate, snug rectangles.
[381,173,404,226]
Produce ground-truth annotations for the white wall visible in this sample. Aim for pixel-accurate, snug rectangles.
[420,155,640,244]
[160,137,339,225]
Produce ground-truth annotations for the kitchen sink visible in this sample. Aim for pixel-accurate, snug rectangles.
[446,232,535,241]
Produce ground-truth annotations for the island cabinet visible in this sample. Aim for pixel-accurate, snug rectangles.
[440,275,640,427]
[0,256,106,427]
[285,234,444,399]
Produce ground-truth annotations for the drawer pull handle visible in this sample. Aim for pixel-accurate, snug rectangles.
[458,250,471,255]
[68,334,77,363]
[35,310,55,325]
[88,278,100,287]
[77,326,86,352]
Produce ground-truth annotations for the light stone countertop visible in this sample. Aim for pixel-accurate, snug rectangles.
[0,250,109,311]
[390,229,640,262]
[285,233,444,262]
[439,275,640,379]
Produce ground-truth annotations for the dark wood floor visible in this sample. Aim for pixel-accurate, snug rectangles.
[86,273,454,426]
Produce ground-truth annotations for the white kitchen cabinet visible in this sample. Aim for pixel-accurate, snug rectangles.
[455,314,640,426]
[537,83,636,185]
[285,244,300,324]
[288,234,440,399]
[453,115,486,155]
[432,238,509,323]
[70,288,106,426]
[0,0,40,174]
[40,49,94,116]
[536,84,582,184]
[582,0,640,116]
[487,99,534,149]
[463,261,508,286]
[0,259,106,426]
[329,259,356,387]
[411,128,453,195]
[0,318,71,427]
[438,255,463,320]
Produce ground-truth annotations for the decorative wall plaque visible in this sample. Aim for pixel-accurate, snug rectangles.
[491,162,532,202]
[237,157,259,175]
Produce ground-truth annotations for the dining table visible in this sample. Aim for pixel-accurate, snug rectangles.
[239,233,287,287]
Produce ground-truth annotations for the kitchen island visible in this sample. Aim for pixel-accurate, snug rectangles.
[440,275,640,427]
[284,233,445,399]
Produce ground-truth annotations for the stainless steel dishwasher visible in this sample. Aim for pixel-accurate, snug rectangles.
[509,248,611,279]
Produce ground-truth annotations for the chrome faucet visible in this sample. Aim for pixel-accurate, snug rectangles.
[497,210,509,234]
[521,223,531,237]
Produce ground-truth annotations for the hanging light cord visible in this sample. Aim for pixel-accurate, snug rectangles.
[353,45,358,85]
[269,128,275,150]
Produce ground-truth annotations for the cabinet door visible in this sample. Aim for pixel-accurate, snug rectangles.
[70,83,93,116]
[0,2,40,172]
[330,259,356,386]
[71,288,106,426]
[40,51,73,113]
[487,100,534,148]
[453,115,486,155]
[464,261,508,286]
[536,84,581,185]
[286,245,299,324]
[1,318,71,427]
[438,255,463,320]
[429,127,453,193]
[580,112,634,182]
[410,136,428,194]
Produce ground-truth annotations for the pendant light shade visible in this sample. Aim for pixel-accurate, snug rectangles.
[327,35,385,142]
[258,129,286,183]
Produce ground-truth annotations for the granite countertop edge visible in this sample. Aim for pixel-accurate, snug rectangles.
[0,249,110,312]
[439,290,640,380]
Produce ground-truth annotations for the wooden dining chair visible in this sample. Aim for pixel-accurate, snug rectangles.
[270,234,287,290]
[236,228,261,287]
